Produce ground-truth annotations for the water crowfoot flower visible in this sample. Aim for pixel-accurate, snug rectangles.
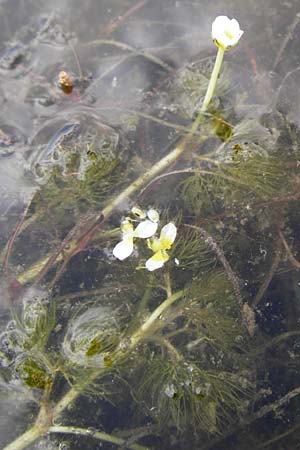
[211,16,243,51]
[145,250,170,272]
[133,220,158,238]
[113,219,134,261]
[200,15,243,113]
[146,222,177,271]
[113,208,160,261]
[133,209,159,239]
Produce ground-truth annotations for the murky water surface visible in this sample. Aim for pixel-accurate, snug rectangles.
[1,0,300,449]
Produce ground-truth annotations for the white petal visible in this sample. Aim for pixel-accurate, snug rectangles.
[147,208,160,223]
[113,238,134,260]
[212,16,229,33]
[160,222,177,247]
[145,258,164,272]
[145,250,169,271]
[211,15,243,50]
[134,220,158,239]
[230,18,241,34]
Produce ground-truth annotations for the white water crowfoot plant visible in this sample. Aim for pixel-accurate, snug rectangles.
[212,16,244,50]
[14,15,243,287]
[113,208,159,260]
[200,15,243,113]
[113,218,135,260]
[113,207,177,271]
[0,13,266,450]
[146,222,177,271]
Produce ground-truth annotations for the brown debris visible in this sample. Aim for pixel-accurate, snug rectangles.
[58,70,73,94]
[242,303,256,337]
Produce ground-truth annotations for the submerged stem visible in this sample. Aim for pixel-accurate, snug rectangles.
[131,290,184,345]
[3,427,41,450]
[49,425,149,450]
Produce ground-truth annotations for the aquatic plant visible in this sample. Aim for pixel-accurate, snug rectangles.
[2,7,300,450]
[201,16,243,113]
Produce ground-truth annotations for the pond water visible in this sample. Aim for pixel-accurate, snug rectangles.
[1,0,300,449]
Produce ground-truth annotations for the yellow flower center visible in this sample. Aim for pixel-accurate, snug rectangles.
[224,30,234,40]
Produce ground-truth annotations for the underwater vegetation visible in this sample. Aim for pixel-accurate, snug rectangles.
[1,2,300,450]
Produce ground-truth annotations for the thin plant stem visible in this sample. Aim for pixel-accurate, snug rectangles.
[151,336,181,361]
[278,227,300,270]
[131,290,184,344]
[198,387,300,450]
[139,167,252,197]
[200,46,225,113]
[68,41,83,78]
[272,13,300,70]
[49,425,149,450]
[252,243,282,307]
[4,196,33,274]
[164,271,172,297]
[87,39,174,72]
[99,0,150,38]
[3,426,41,450]
[184,224,243,309]
[128,285,153,332]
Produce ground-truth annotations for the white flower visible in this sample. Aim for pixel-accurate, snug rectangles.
[145,222,177,271]
[211,16,243,50]
[160,222,177,247]
[145,250,170,272]
[113,209,160,261]
[133,208,160,239]
[148,222,177,253]
[113,219,134,260]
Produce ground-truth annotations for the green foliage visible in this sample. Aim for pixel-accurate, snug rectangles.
[22,289,56,351]
[21,358,52,390]
[62,304,121,369]
[186,270,239,314]
[32,150,123,217]
[179,154,284,214]
[3,18,298,450]
[172,227,217,271]
[136,354,252,434]
[169,59,233,120]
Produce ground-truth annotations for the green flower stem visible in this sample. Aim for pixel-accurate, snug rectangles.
[49,426,149,450]
[128,285,153,333]
[131,290,184,345]
[200,46,225,114]
[84,49,225,225]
